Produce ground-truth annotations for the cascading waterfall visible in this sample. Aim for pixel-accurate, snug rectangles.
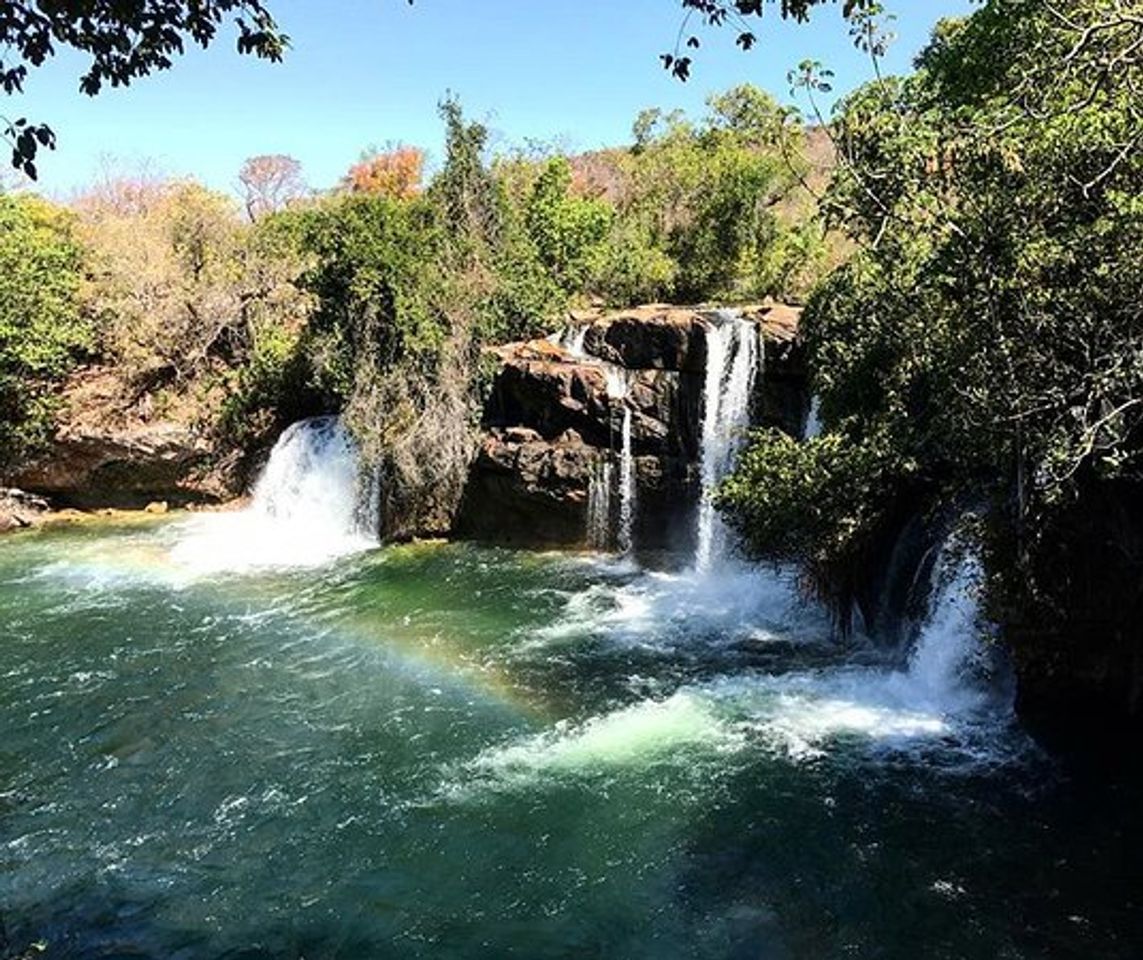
[248,417,360,529]
[695,311,760,572]
[606,367,636,555]
[803,395,822,440]
[549,324,589,358]
[170,415,377,573]
[586,366,636,554]
[899,541,997,711]
[587,459,614,551]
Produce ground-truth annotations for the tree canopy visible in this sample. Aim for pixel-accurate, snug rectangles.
[1,0,287,178]
[719,0,1143,646]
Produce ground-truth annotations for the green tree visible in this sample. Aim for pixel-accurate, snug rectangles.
[617,85,816,302]
[524,157,613,293]
[1,1,287,177]
[721,1,1143,670]
[0,194,90,466]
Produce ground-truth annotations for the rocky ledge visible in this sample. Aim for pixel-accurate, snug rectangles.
[455,303,807,549]
[2,367,240,512]
[0,488,50,533]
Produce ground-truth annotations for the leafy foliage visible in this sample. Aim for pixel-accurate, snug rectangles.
[343,146,425,199]
[665,0,879,80]
[721,0,1143,633]
[1,1,287,177]
[0,195,90,465]
[613,86,826,303]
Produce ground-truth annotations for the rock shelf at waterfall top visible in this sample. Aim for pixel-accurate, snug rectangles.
[458,303,807,551]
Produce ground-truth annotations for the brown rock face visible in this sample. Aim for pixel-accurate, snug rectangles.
[460,428,598,546]
[7,423,224,509]
[457,303,807,550]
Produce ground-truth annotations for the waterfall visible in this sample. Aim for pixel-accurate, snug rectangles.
[549,324,589,358]
[803,395,822,440]
[618,406,634,554]
[695,312,760,572]
[586,367,637,555]
[901,543,996,711]
[170,416,377,573]
[248,417,361,530]
[587,459,613,551]
[605,368,636,555]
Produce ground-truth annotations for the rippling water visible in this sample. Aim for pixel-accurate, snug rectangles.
[1,520,1141,959]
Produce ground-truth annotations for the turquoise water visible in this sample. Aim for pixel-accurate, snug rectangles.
[1,520,1141,959]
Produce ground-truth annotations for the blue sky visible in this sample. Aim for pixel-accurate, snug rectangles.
[11,0,974,198]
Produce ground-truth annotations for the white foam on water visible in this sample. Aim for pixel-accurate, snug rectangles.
[524,561,827,651]
[169,416,377,575]
[490,544,1012,786]
[462,689,730,787]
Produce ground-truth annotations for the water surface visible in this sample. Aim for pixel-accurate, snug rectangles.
[1,520,1140,959]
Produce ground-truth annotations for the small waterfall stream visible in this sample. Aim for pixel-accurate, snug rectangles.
[550,324,589,358]
[557,321,637,556]
[900,541,997,711]
[606,367,636,555]
[560,312,760,563]
[695,311,761,572]
[171,416,377,573]
[803,395,822,440]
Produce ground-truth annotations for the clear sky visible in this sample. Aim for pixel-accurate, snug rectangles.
[11,0,974,199]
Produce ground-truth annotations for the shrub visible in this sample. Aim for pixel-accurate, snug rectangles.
[0,194,90,467]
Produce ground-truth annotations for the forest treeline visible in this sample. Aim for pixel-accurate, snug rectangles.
[3,0,1141,717]
[0,85,829,479]
[720,0,1142,713]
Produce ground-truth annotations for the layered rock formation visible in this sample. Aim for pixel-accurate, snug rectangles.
[8,423,222,509]
[456,304,806,549]
[2,367,242,510]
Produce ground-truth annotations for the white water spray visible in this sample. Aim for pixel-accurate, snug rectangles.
[170,416,377,574]
[549,324,589,358]
[899,544,993,710]
[605,368,636,555]
[695,312,760,572]
[506,537,1009,777]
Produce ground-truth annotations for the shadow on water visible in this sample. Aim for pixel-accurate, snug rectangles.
[669,754,1143,960]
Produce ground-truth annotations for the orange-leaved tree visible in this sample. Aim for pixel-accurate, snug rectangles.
[343,146,425,199]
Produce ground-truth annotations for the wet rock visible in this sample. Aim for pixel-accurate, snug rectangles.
[457,303,807,549]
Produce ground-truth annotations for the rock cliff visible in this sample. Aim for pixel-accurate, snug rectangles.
[456,304,806,549]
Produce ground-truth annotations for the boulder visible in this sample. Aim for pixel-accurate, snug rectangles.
[7,423,223,509]
[0,488,50,533]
